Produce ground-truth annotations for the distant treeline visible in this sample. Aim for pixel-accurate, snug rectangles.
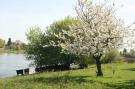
[0,37,26,51]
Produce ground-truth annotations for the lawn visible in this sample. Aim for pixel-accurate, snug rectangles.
[0,63,135,89]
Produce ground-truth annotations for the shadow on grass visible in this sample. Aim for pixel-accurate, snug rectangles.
[122,68,135,71]
[18,74,135,89]
[104,80,135,89]
[27,75,95,84]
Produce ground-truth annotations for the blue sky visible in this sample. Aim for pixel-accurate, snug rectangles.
[0,0,135,43]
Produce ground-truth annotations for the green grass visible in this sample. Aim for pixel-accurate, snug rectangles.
[0,63,135,89]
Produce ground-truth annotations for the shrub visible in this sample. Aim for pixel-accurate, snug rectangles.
[101,49,122,63]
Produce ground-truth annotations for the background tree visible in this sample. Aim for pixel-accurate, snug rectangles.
[57,0,124,76]
[101,48,122,63]
[129,49,135,57]
[26,17,79,67]
[11,40,26,50]
[7,38,12,49]
[46,17,81,65]
[0,38,5,48]
[123,48,127,56]
[26,27,44,66]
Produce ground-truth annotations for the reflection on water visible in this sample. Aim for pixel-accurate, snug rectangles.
[0,53,34,78]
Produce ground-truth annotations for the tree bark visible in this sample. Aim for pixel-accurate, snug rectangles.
[95,56,103,76]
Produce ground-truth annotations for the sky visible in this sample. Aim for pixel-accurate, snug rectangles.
[0,0,135,43]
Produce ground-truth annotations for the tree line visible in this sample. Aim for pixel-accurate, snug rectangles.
[0,37,26,50]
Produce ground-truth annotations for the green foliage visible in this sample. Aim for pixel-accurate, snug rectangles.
[77,55,95,65]
[46,17,80,65]
[46,16,79,45]
[26,27,43,44]
[122,49,135,57]
[47,16,78,35]
[128,49,135,57]
[26,17,79,67]
[0,63,135,89]
[0,37,26,52]
[26,27,45,66]
[11,41,26,50]
[0,38,5,48]
[101,49,122,63]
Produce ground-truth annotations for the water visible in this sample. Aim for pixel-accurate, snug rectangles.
[0,53,34,78]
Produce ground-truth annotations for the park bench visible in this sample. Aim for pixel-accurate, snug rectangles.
[16,68,29,76]
[16,69,24,76]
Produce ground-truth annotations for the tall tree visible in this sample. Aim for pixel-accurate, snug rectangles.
[56,0,124,76]
[7,38,12,49]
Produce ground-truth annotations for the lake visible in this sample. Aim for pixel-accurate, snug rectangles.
[0,53,34,78]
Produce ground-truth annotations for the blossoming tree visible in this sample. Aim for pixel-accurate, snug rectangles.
[56,0,124,76]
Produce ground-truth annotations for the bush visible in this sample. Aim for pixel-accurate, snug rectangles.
[0,38,5,48]
[101,49,122,63]
[128,49,135,57]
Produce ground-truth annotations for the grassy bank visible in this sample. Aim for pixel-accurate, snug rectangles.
[0,49,24,54]
[0,63,135,89]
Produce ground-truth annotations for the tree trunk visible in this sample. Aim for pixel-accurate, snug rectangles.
[95,56,103,76]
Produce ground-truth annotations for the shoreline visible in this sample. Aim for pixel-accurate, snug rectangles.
[0,67,35,79]
[0,49,25,54]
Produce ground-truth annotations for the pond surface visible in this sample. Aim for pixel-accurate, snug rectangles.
[0,53,34,78]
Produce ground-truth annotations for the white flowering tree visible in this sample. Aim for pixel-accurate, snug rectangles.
[56,0,124,76]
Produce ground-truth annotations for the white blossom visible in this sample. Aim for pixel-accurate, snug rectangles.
[58,0,125,57]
